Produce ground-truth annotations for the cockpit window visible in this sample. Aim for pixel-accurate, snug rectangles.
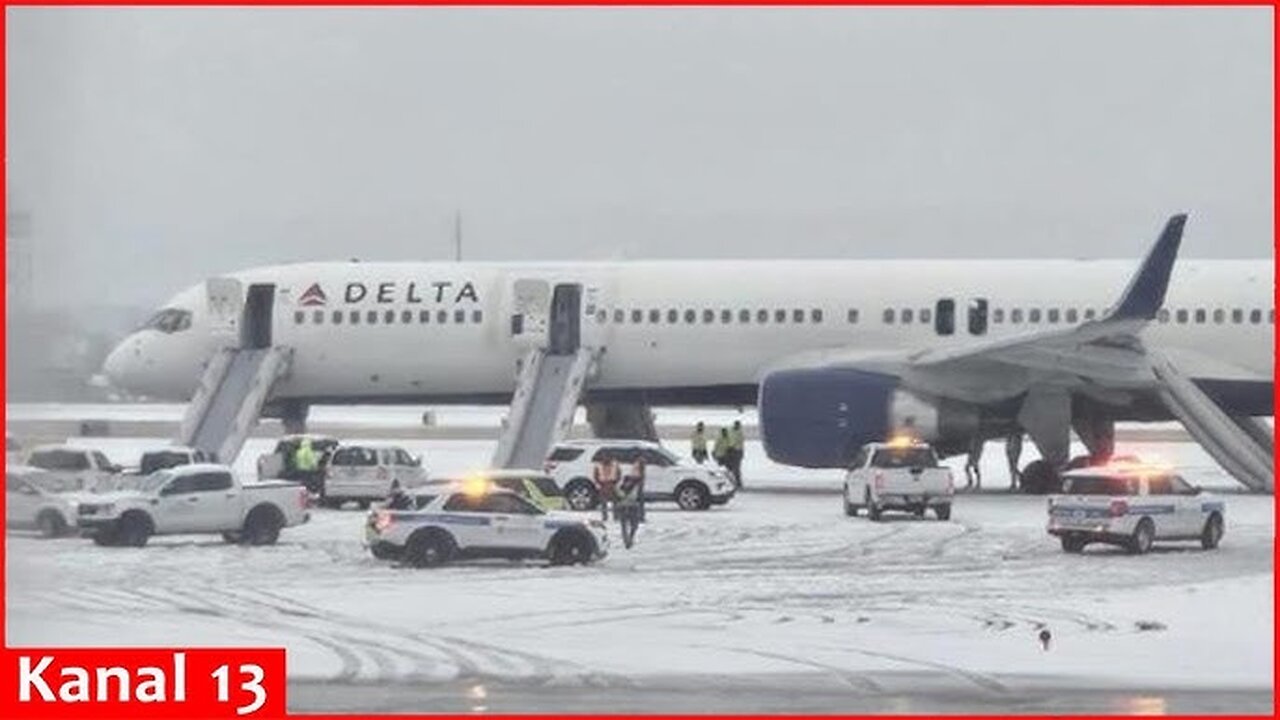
[140,308,192,334]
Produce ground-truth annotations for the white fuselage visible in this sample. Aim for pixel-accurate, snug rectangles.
[103,259,1274,408]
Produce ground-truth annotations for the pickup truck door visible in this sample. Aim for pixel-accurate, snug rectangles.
[157,472,238,533]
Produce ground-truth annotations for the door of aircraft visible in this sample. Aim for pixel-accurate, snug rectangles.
[548,284,582,355]
[933,297,989,337]
[509,278,551,349]
[206,278,243,344]
[241,283,276,349]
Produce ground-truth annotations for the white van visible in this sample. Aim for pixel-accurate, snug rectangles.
[322,444,427,509]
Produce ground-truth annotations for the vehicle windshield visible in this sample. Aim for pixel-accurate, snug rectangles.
[123,471,175,493]
[1063,475,1138,495]
[138,307,193,334]
[28,450,89,471]
[870,447,937,469]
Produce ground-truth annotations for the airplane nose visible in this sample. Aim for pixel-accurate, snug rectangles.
[102,336,141,390]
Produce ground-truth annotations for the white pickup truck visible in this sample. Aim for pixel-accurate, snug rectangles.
[843,441,955,521]
[73,464,309,547]
[25,445,121,492]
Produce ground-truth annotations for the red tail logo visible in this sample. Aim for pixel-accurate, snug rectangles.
[299,283,327,307]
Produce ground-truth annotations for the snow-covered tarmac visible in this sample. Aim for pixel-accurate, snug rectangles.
[5,438,1275,713]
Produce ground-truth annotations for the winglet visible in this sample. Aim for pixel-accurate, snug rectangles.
[1106,213,1186,321]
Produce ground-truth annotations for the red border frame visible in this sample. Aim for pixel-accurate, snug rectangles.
[1,3,1275,718]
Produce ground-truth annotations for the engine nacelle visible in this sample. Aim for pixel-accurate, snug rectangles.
[759,367,979,468]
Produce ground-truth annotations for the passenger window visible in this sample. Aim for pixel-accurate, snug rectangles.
[1028,309,1041,323]
[703,309,715,324]
[757,309,769,323]
[1047,309,1060,324]
[420,310,431,323]
[350,310,360,325]
[1250,309,1262,324]
[1169,476,1196,495]
[1146,476,1172,495]
[649,309,660,323]
[641,449,672,467]
[400,310,412,324]
[614,309,625,324]
[1066,308,1078,323]
[473,310,483,324]
[1270,309,1275,324]
[452,309,463,323]
[738,309,751,323]
[774,309,786,323]
[792,309,805,323]
[1157,309,1169,323]
[332,311,343,325]
[437,310,448,324]
[1232,309,1243,324]
[883,309,895,325]
[1084,308,1096,321]
[901,309,913,324]
[720,309,732,323]
[1194,309,1206,324]
[367,310,378,325]
[161,476,200,496]
[919,308,931,323]
[811,309,823,323]
[294,311,305,324]
[667,309,678,324]
[1213,309,1224,324]
[1010,309,1023,323]
[992,308,1004,324]
[632,310,643,324]
[1176,309,1188,324]
[596,309,607,323]
[847,309,859,324]
[684,310,696,324]
[195,472,233,492]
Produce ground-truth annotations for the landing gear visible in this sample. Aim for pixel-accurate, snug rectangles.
[586,403,658,441]
[1005,432,1023,491]
[1019,459,1062,495]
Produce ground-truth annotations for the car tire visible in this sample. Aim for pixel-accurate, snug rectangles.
[934,504,952,522]
[1200,513,1224,550]
[405,529,455,568]
[222,532,241,544]
[565,479,599,511]
[117,512,152,548]
[674,481,710,511]
[549,530,594,566]
[91,530,118,547]
[242,506,284,546]
[843,490,858,517]
[36,510,69,538]
[1060,535,1086,553]
[1128,518,1155,555]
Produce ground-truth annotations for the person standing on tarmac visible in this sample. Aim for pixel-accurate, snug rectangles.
[691,422,709,464]
[727,420,746,488]
[294,437,318,478]
[712,428,731,473]
[616,457,646,549]
[593,456,621,522]
[386,479,412,510]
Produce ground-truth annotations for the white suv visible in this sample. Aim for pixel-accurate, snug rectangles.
[544,440,736,512]
[322,443,427,509]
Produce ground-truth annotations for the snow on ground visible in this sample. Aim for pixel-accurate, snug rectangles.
[5,440,1273,700]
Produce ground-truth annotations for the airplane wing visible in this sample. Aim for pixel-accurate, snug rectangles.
[760,214,1273,491]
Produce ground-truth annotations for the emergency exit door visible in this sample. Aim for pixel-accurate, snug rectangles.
[548,284,582,355]
[242,284,275,349]
[934,297,988,337]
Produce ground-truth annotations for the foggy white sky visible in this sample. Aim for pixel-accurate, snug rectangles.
[5,7,1274,311]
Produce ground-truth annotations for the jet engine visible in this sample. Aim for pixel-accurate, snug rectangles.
[758,367,979,467]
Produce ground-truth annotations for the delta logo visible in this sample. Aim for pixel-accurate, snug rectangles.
[298,283,328,307]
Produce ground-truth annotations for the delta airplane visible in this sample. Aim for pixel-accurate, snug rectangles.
[103,215,1275,491]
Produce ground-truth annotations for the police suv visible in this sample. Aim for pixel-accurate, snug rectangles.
[365,483,608,567]
[1047,465,1225,554]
